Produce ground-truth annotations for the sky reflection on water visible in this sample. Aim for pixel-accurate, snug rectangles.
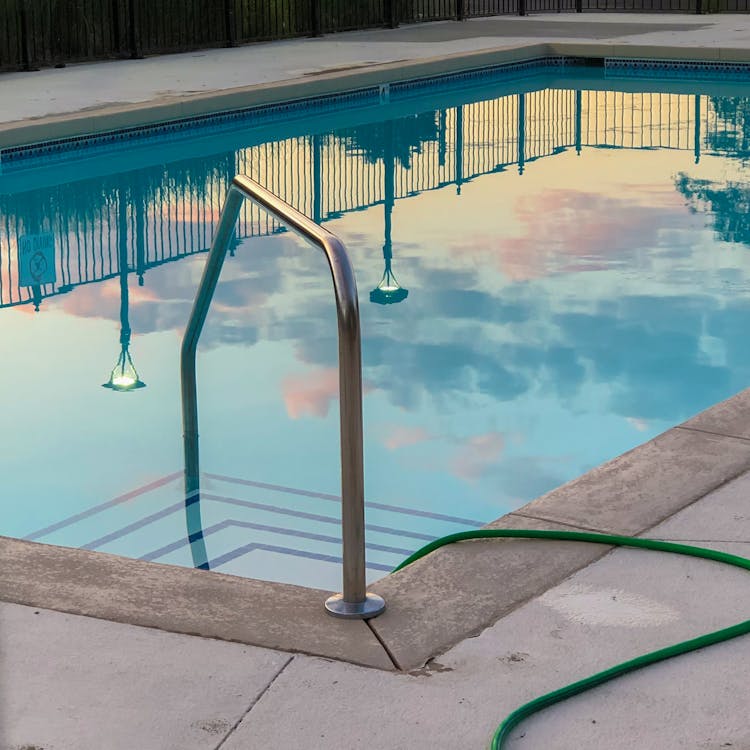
[2,72,750,588]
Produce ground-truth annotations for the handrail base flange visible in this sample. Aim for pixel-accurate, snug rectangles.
[325,592,386,619]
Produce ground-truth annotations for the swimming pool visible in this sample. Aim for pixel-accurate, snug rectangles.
[3,60,750,591]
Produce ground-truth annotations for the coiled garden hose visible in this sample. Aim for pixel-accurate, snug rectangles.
[392,529,750,750]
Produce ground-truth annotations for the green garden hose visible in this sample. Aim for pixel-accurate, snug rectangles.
[393,529,750,750]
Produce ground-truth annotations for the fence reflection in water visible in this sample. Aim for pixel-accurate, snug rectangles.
[2,87,738,313]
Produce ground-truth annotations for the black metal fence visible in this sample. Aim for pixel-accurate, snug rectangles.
[3,0,749,73]
[0,0,384,71]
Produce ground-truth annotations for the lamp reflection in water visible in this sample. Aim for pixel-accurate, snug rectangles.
[101,339,146,391]
[102,189,146,392]
[370,214,408,305]
[103,186,209,567]
[370,119,408,306]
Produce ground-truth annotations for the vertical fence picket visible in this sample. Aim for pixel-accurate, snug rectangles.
[20,0,37,70]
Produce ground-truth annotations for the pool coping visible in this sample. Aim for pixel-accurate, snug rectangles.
[4,40,750,672]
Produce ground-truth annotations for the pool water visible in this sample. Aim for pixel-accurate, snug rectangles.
[3,64,750,591]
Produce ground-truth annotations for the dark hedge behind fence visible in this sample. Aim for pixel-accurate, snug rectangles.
[2,0,748,72]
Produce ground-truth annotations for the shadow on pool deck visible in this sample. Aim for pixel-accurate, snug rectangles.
[346,18,713,43]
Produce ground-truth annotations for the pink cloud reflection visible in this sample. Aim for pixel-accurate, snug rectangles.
[282,368,340,419]
[383,425,433,451]
[451,431,505,481]
[452,189,685,282]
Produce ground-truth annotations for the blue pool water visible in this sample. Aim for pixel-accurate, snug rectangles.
[3,63,750,590]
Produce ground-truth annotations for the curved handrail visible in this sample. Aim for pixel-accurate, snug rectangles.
[180,175,385,619]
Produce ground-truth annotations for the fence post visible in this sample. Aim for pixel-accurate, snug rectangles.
[313,134,323,223]
[385,0,399,28]
[438,109,447,166]
[694,94,701,164]
[311,0,322,36]
[111,0,123,56]
[456,0,465,20]
[20,0,39,71]
[224,0,235,46]
[127,0,142,58]
[517,93,525,174]
[51,0,67,68]
[455,105,464,194]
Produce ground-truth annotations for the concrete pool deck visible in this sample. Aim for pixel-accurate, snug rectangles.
[2,12,750,749]
[4,12,750,150]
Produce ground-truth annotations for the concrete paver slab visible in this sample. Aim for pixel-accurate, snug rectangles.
[0,42,556,148]
[0,31,544,124]
[224,540,750,750]
[0,602,290,750]
[369,514,609,671]
[517,426,750,535]
[681,387,750,442]
[642,469,750,543]
[341,18,712,43]
[0,537,393,670]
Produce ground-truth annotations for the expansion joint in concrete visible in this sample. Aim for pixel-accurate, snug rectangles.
[647,537,750,544]
[508,511,613,534]
[213,654,294,749]
[675,423,750,444]
[366,618,402,671]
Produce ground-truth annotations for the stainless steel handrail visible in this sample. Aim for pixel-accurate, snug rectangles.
[180,175,385,619]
